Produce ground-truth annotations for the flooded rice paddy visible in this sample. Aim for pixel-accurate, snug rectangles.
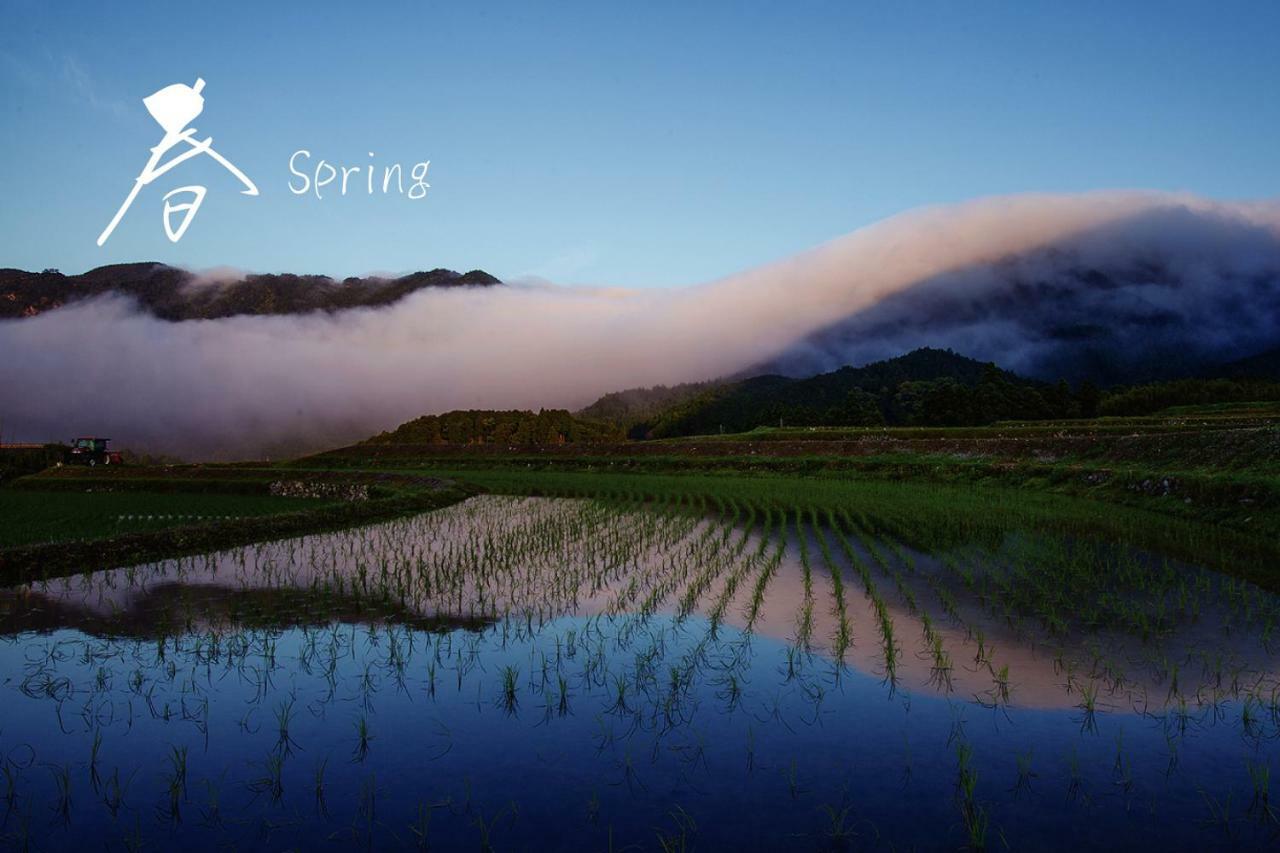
[1,495,1278,850]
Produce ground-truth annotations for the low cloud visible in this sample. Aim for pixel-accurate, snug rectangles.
[2,191,1277,458]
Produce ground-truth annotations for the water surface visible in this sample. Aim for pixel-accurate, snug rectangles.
[1,496,1277,850]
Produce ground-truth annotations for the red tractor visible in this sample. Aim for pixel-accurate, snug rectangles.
[66,437,123,467]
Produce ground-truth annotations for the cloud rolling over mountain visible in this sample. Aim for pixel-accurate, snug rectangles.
[2,191,1277,458]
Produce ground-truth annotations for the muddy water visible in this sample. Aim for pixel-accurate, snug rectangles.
[0,496,1276,850]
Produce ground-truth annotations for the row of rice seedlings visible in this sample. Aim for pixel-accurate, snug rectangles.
[827,511,898,688]
[793,509,816,651]
[954,740,990,851]
[704,503,767,631]
[675,512,750,620]
[809,511,852,661]
[743,511,787,633]
[999,538,1268,710]
[858,529,964,694]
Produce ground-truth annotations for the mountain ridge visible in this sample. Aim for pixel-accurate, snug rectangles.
[1211,345,1280,381]
[0,263,501,321]
[365,409,620,446]
[581,348,1071,438]
[580,345,1280,438]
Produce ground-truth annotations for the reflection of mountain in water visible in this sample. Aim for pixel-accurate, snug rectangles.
[0,583,494,639]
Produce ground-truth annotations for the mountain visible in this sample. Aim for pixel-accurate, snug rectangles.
[0,263,501,321]
[364,409,621,446]
[1210,345,1280,381]
[766,206,1280,385]
[620,348,1083,438]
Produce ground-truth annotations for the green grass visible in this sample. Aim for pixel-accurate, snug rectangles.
[0,490,332,548]
[292,441,1279,540]
[642,407,1280,441]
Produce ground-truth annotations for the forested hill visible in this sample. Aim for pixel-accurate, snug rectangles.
[576,380,721,436]
[364,409,621,446]
[0,263,501,321]
[631,348,1089,438]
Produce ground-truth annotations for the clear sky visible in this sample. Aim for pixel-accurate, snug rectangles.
[1,1,1277,287]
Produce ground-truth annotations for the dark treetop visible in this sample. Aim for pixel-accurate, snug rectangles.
[0,263,501,321]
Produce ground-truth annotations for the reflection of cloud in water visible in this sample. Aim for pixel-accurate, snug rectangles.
[6,496,1277,713]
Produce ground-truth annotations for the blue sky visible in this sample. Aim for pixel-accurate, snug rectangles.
[1,1,1277,287]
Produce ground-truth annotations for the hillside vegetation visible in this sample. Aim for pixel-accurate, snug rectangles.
[579,347,1280,438]
[634,348,1087,437]
[577,380,720,437]
[365,409,621,446]
[0,264,500,321]
[1101,377,1280,416]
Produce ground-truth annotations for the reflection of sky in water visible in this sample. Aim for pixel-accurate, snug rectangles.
[1,497,1277,850]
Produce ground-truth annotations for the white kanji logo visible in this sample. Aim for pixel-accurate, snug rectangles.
[97,77,258,245]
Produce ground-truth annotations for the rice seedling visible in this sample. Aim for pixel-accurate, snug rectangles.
[786,759,802,800]
[168,744,188,798]
[199,779,222,829]
[472,801,517,853]
[352,714,373,763]
[1011,750,1036,798]
[819,793,874,849]
[102,767,134,818]
[1247,761,1276,824]
[1,761,19,817]
[275,697,300,754]
[501,662,520,701]
[46,763,72,824]
[1199,787,1238,840]
[1064,747,1085,804]
[314,757,329,816]
[992,665,1011,705]
[1078,682,1100,734]
[248,750,286,805]
[88,729,103,793]
[653,805,697,853]
[955,742,989,851]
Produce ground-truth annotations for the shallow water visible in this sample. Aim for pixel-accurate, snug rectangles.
[1,496,1277,850]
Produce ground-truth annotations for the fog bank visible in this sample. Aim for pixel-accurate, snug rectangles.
[2,191,1277,458]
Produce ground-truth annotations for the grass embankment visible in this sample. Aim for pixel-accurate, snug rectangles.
[0,444,66,485]
[300,410,1279,541]
[0,490,329,548]
[0,466,476,583]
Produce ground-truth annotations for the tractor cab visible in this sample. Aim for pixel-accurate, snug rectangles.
[66,437,123,467]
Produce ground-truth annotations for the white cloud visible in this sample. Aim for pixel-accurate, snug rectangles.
[2,190,1277,458]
